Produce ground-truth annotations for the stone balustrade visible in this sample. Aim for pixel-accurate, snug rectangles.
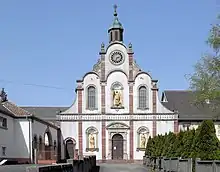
[57,113,178,121]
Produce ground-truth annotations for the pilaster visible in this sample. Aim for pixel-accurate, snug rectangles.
[100,44,106,162]
[152,80,158,137]
[77,84,83,159]
[128,44,134,161]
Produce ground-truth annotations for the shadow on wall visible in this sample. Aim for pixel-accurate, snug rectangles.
[13,120,30,163]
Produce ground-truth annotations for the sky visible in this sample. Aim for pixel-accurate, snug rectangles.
[0,0,219,106]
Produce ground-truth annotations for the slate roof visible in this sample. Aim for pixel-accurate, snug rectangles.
[161,90,220,121]
[20,106,68,120]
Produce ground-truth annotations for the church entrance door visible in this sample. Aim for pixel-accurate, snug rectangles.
[112,134,123,160]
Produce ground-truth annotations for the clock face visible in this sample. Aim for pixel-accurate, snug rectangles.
[110,51,124,65]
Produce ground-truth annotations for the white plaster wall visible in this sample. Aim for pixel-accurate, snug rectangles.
[215,124,220,140]
[127,129,130,160]
[157,121,174,135]
[106,72,129,114]
[134,73,152,113]
[60,121,78,159]
[105,128,109,159]
[133,121,152,160]
[61,94,78,114]
[82,121,102,160]
[157,96,174,113]
[82,73,101,114]
[0,114,31,159]
[15,120,30,159]
[0,113,16,158]
[105,44,129,79]
[60,122,78,145]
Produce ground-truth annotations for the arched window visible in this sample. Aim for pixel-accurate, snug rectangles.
[138,86,148,109]
[87,86,96,110]
[44,133,49,146]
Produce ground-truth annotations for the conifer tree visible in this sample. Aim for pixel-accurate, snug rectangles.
[181,129,195,158]
[173,130,185,157]
[162,132,176,157]
[191,120,220,160]
[145,136,152,156]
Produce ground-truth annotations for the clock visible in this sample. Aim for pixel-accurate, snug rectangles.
[110,51,124,65]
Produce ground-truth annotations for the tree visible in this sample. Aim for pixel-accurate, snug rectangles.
[173,130,185,157]
[162,132,176,157]
[190,120,220,160]
[188,15,220,114]
[145,136,153,156]
[181,129,195,158]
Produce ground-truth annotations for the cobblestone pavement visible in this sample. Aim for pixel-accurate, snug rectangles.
[98,163,149,172]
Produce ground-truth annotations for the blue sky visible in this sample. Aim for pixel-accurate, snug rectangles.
[0,0,219,106]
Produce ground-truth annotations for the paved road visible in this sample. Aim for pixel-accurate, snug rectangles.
[98,163,149,172]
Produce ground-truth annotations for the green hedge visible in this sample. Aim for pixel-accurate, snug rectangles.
[145,120,220,160]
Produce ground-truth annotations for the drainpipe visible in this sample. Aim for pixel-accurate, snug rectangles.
[28,116,33,163]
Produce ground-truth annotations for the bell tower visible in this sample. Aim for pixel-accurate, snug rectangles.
[108,5,124,43]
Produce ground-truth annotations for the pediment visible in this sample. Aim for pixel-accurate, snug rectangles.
[106,122,130,129]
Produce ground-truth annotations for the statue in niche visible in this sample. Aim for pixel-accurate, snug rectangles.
[140,133,146,148]
[112,82,123,107]
[113,90,122,106]
[89,133,95,149]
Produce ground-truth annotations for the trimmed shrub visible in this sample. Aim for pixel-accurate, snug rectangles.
[173,130,185,157]
[190,120,220,160]
[166,133,177,158]
[162,132,176,157]
[145,120,220,161]
[181,129,195,158]
[145,136,152,156]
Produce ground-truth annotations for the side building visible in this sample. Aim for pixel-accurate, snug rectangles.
[0,89,62,164]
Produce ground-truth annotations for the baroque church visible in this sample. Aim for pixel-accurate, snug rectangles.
[2,5,220,164]
[57,5,178,162]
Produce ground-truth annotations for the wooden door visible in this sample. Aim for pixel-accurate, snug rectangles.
[112,134,123,160]
[65,140,75,159]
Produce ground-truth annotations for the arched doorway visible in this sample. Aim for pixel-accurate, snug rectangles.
[44,131,52,160]
[65,139,75,159]
[112,134,123,160]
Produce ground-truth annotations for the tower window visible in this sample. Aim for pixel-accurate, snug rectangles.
[115,31,119,41]
[120,31,123,41]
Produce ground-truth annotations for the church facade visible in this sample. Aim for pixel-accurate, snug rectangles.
[57,6,178,161]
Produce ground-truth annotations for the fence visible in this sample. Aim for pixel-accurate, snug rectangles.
[143,156,220,172]
[0,156,97,172]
